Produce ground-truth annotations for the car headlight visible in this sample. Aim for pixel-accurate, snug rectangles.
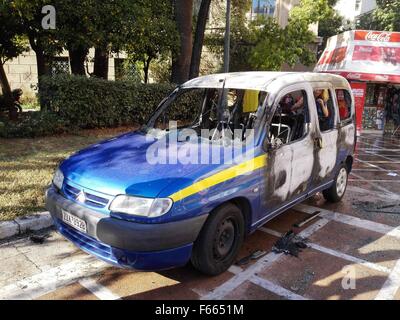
[109,195,173,218]
[53,169,64,190]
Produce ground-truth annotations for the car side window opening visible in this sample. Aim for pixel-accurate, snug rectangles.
[335,89,352,122]
[268,90,309,147]
[313,88,336,132]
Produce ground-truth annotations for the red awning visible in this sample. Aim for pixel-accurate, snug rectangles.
[315,30,400,84]
[320,71,400,83]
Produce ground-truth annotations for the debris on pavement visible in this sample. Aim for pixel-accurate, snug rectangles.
[293,211,321,228]
[272,230,308,257]
[236,250,267,266]
[290,268,316,294]
[354,200,400,214]
[387,172,398,177]
[29,233,50,244]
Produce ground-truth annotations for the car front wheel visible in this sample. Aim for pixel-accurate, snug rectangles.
[191,203,244,276]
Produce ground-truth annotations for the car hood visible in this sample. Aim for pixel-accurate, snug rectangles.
[60,131,250,198]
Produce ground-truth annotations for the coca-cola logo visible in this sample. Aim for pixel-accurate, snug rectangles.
[365,31,392,42]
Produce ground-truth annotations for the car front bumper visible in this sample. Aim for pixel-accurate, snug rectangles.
[45,187,208,270]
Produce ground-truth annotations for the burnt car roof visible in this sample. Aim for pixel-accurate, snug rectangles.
[182,71,350,92]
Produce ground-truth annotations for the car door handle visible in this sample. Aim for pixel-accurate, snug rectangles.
[314,137,323,149]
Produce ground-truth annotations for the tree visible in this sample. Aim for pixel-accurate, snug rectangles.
[171,0,194,84]
[249,17,316,71]
[0,0,28,113]
[124,1,178,83]
[207,0,333,72]
[13,0,61,77]
[90,0,138,79]
[12,0,62,110]
[55,0,94,75]
[189,0,212,79]
[359,0,400,31]
[290,0,336,25]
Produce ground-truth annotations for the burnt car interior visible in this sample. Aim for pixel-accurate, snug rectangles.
[269,90,309,146]
[317,88,336,132]
[149,88,267,142]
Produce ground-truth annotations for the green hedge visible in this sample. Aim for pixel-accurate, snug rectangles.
[40,75,179,128]
[1,75,201,138]
[0,112,72,138]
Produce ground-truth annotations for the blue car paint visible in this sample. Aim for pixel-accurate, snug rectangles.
[60,131,263,224]
[53,218,193,271]
[50,131,266,270]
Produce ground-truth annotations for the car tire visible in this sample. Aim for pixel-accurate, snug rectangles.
[191,203,245,276]
[323,164,348,203]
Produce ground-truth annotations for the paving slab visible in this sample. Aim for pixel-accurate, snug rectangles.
[258,248,388,300]
[224,280,285,300]
[36,283,98,300]
[309,220,400,270]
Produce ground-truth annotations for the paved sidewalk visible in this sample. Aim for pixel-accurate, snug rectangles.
[1,133,400,300]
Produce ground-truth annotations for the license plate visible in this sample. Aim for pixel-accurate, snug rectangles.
[62,210,87,233]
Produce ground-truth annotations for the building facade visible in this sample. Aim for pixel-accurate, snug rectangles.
[3,49,124,96]
[335,0,377,27]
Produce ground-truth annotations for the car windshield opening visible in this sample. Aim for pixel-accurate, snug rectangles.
[144,87,267,143]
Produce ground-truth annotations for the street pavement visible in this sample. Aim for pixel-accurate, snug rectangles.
[1,132,400,300]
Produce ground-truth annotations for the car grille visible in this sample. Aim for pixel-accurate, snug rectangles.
[55,218,117,263]
[64,182,110,209]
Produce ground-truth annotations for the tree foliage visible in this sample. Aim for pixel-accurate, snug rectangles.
[207,0,335,72]
[0,1,27,64]
[290,0,336,25]
[0,0,28,111]
[124,1,178,83]
[371,0,400,31]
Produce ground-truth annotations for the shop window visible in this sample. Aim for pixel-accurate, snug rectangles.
[336,89,352,122]
[313,89,336,132]
[269,90,309,146]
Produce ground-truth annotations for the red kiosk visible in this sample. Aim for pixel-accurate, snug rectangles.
[315,30,400,135]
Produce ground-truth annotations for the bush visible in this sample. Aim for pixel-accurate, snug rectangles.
[39,75,185,129]
[1,75,199,138]
[0,112,72,138]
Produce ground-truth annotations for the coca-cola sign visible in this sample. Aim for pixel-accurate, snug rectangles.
[365,31,391,42]
[355,30,400,43]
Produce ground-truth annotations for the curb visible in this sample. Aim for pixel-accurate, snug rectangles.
[0,212,53,241]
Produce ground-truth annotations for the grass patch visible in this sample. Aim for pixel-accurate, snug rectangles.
[0,126,136,221]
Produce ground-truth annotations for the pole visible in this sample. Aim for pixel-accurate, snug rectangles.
[223,0,231,73]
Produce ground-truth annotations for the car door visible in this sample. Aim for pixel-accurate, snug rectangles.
[310,83,340,188]
[260,85,315,218]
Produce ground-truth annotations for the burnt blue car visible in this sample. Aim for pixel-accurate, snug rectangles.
[46,72,356,275]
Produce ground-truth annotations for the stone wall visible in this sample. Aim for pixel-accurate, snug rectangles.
[2,48,124,96]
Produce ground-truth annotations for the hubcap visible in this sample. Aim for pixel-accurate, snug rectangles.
[213,218,235,260]
[336,168,347,197]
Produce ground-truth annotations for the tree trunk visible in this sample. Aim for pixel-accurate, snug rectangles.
[143,56,153,84]
[0,62,14,118]
[36,50,51,77]
[93,47,109,79]
[171,0,194,84]
[69,46,88,75]
[28,34,52,111]
[28,33,51,78]
[189,0,211,79]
